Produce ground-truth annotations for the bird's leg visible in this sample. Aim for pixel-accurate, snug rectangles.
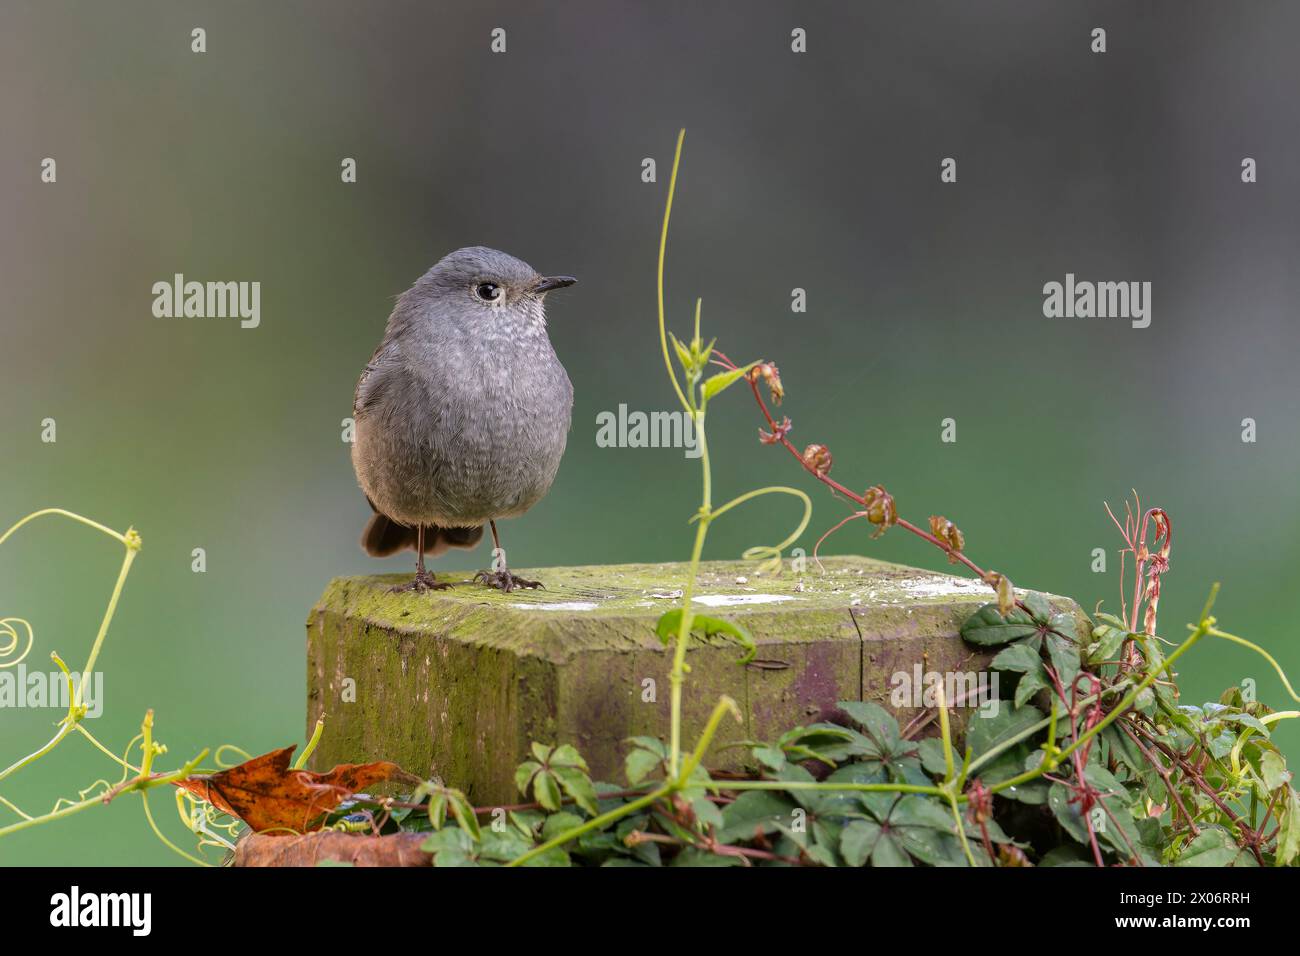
[474,520,542,592]
[390,525,452,592]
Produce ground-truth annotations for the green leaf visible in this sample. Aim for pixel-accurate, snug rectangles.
[421,827,476,866]
[1275,787,1300,867]
[1023,592,1052,624]
[550,744,589,771]
[1046,632,1081,696]
[540,811,584,842]
[1048,781,1090,846]
[449,792,481,841]
[654,609,756,663]
[1014,668,1049,709]
[477,829,533,863]
[1174,827,1240,867]
[990,642,1042,674]
[1260,751,1291,791]
[625,747,662,785]
[514,760,541,797]
[671,848,744,867]
[692,795,725,832]
[967,704,1045,762]
[1047,612,1079,643]
[427,792,448,830]
[1039,845,1093,867]
[552,766,599,816]
[916,738,948,777]
[668,331,692,373]
[752,744,787,771]
[1086,624,1128,665]
[835,701,901,756]
[700,363,756,402]
[533,770,563,811]
[625,735,668,758]
[840,820,883,867]
[961,605,1040,646]
[718,790,797,843]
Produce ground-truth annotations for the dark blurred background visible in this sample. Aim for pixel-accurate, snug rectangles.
[2,1,1298,864]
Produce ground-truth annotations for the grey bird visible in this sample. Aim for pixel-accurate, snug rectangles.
[351,246,575,592]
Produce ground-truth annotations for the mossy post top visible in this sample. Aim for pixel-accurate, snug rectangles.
[313,555,1014,658]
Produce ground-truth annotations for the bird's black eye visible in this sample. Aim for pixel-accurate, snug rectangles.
[475,282,501,302]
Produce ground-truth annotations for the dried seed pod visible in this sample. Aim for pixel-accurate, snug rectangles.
[802,443,833,477]
[759,415,793,445]
[928,515,965,562]
[985,571,1016,617]
[862,485,896,538]
[750,362,784,405]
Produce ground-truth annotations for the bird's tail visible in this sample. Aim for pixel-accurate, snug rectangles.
[360,511,484,557]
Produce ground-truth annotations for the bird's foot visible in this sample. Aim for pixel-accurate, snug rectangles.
[473,568,543,593]
[390,570,453,593]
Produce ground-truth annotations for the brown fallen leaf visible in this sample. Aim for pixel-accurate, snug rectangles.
[175,745,416,833]
[234,831,432,867]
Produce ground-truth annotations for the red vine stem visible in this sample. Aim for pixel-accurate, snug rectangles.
[712,351,994,587]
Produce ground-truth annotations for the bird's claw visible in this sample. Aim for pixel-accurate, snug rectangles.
[474,568,543,593]
[390,570,453,593]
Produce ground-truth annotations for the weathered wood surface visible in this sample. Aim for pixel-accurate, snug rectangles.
[306,556,1083,804]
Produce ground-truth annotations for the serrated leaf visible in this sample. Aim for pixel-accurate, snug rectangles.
[916,738,948,777]
[449,792,481,841]
[550,744,590,771]
[967,704,1045,761]
[533,770,563,811]
[718,790,797,843]
[1023,592,1052,624]
[514,760,542,797]
[1086,624,1128,665]
[1014,668,1049,709]
[1046,632,1081,696]
[991,642,1042,674]
[625,747,662,785]
[1048,612,1079,643]
[1174,827,1239,867]
[1275,787,1300,867]
[1260,751,1291,791]
[961,604,1040,646]
[552,767,599,815]
[835,700,900,756]
[540,811,584,842]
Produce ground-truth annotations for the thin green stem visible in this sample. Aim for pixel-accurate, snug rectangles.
[1207,627,1300,703]
[0,508,129,548]
[295,717,326,769]
[657,129,690,415]
[716,779,945,797]
[679,697,740,783]
[668,511,710,779]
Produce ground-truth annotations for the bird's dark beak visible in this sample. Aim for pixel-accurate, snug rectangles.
[532,275,577,294]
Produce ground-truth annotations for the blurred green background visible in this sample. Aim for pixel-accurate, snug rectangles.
[3,1,1298,864]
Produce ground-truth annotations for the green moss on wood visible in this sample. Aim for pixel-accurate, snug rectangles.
[306,556,1085,804]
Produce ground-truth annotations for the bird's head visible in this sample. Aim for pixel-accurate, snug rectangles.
[407,246,575,342]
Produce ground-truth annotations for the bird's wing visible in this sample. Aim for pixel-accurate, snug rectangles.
[353,339,400,417]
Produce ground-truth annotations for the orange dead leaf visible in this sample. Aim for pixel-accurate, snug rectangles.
[174,746,415,833]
